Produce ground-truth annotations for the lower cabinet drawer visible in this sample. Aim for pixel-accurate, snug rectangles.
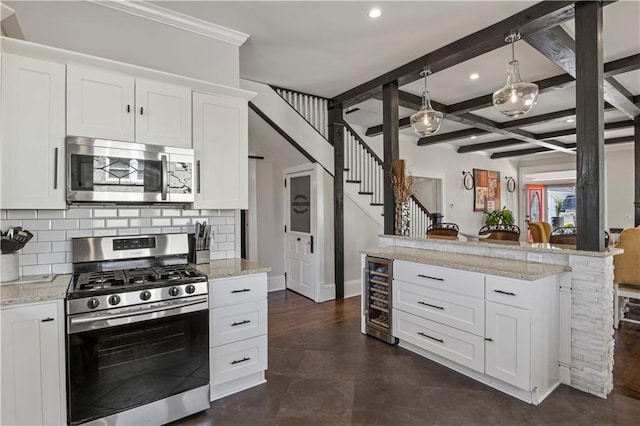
[392,309,485,373]
[210,300,267,347]
[210,274,267,308]
[210,335,268,385]
[394,260,485,298]
[486,275,531,309]
[394,281,484,336]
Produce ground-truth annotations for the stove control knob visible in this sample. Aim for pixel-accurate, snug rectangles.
[185,284,196,294]
[169,287,180,297]
[108,295,121,306]
[140,290,152,301]
[87,298,100,310]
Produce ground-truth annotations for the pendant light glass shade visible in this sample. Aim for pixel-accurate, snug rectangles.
[410,69,443,137]
[492,32,539,118]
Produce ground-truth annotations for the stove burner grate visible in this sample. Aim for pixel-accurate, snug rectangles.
[77,271,127,290]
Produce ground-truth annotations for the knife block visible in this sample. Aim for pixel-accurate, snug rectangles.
[188,234,210,264]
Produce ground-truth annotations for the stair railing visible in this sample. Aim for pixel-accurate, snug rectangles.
[273,86,329,139]
[409,195,432,237]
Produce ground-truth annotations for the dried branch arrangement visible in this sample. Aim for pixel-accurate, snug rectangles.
[390,159,414,203]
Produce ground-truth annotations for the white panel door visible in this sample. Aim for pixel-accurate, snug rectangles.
[67,65,135,141]
[1,302,64,426]
[135,78,192,148]
[485,301,531,390]
[284,166,319,301]
[192,92,248,209]
[1,54,66,209]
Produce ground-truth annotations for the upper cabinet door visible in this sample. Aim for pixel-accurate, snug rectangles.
[192,92,248,209]
[67,65,135,141]
[135,79,192,148]
[1,54,66,209]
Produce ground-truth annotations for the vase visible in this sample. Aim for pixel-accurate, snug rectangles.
[395,201,410,236]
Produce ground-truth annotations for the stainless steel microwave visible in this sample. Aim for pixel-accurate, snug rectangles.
[66,136,195,204]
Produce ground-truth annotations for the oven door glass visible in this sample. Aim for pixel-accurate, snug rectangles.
[66,310,209,425]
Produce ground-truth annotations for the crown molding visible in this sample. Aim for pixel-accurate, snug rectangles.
[86,0,249,46]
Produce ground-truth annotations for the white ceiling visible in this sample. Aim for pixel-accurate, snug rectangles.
[6,0,639,160]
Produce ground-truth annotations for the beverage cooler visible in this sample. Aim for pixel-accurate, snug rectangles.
[364,256,398,345]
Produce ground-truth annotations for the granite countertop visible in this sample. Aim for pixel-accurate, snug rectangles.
[1,274,71,307]
[362,246,570,281]
[381,234,623,258]
[193,258,271,279]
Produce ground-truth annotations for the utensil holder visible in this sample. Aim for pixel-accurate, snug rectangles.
[1,253,19,282]
[188,234,210,264]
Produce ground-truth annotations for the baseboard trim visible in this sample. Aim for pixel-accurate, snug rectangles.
[268,275,285,292]
[344,279,361,298]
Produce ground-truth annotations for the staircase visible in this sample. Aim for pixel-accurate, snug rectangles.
[266,84,434,236]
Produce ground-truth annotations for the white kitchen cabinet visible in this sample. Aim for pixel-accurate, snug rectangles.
[192,92,248,209]
[1,301,66,426]
[209,273,267,401]
[485,301,531,390]
[1,53,66,209]
[389,257,560,404]
[67,65,191,148]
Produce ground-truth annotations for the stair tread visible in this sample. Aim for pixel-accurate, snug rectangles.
[370,203,384,206]
[346,180,361,183]
[359,191,374,195]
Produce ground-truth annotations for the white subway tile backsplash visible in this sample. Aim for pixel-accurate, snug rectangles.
[80,219,105,229]
[66,208,93,219]
[117,228,141,236]
[208,217,227,226]
[214,234,227,243]
[37,210,66,219]
[161,227,182,234]
[181,210,201,217]
[93,229,117,237]
[22,242,52,254]
[53,263,73,274]
[19,254,37,266]
[38,252,66,264]
[181,226,195,234]
[220,210,235,217]
[211,251,227,260]
[140,228,161,234]
[93,209,118,218]
[172,218,192,226]
[7,209,37,219]
[22,265,52,276]
[52,219,79,230]
[152,218,171,227]
[225,250,235,258]
[66,252,74,263]
[52,241,72,252]
[217,242,235,251]
[67,230,93,239]
[141,209,162,217]
[162,209,182,217]
[200,210,219,216]
[0,210,6,220]
[218,225,234,234]
[118,209,140,218]
[226,234,235,242]
[129,218,151,227]
[22,219,51,230]
[106,219,128,228]
[0,219,23,230]
[226,217,235,225]
[37,230,66,242]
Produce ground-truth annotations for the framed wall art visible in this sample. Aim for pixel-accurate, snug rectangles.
[473,168,501,212]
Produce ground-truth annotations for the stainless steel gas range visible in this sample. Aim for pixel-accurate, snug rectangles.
[66,234,210,426]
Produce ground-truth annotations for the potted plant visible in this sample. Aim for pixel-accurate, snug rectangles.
[480,206,520,241]
[552,196,564,228]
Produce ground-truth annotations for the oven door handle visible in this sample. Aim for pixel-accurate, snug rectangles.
[69,297,207,330]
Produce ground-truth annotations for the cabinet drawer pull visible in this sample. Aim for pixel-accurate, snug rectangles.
[417,274,444,282]
[493,289,516,296]
[418,301,444,310]
[231,288,251,293]
[230,357,251,365]
[418,331,443,343]
[485,337,493,342]
[140,106,144,115]
[231,320,251,327]
[196,160,201,194]
[41,317,54,322]
[127,104,131,113]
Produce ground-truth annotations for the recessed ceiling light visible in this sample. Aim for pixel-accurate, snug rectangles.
[566,118,575,123]
[469,73,480,80]
[368,8,382,18]
[470,135,477,139]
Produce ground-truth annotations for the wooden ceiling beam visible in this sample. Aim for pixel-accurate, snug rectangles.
[332,1,577,108]
[536,119,634,139]
[457,139,526,153]
[415,128,490,145]
[604,53,640,78]
[490,136,634,159]
[524,26,640,118]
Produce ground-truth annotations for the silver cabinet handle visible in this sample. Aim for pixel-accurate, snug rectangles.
[197,160,201,193]
[418,301,444,310]
[54,148,59,189]
[418,274,444,281]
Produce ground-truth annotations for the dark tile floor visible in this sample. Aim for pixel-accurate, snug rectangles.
[175,315,640,425]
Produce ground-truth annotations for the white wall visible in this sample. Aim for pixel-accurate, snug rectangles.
[606,148,635,230]
[7,1,240,87]
[413,178,438,212]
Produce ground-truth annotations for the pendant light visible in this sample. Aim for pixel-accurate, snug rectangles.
[492,31,539,118]
[410,68,443,137]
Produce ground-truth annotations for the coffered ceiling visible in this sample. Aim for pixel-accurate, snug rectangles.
[6,1,640,160]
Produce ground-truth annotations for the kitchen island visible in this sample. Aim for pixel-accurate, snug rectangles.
[362,234,621,401]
